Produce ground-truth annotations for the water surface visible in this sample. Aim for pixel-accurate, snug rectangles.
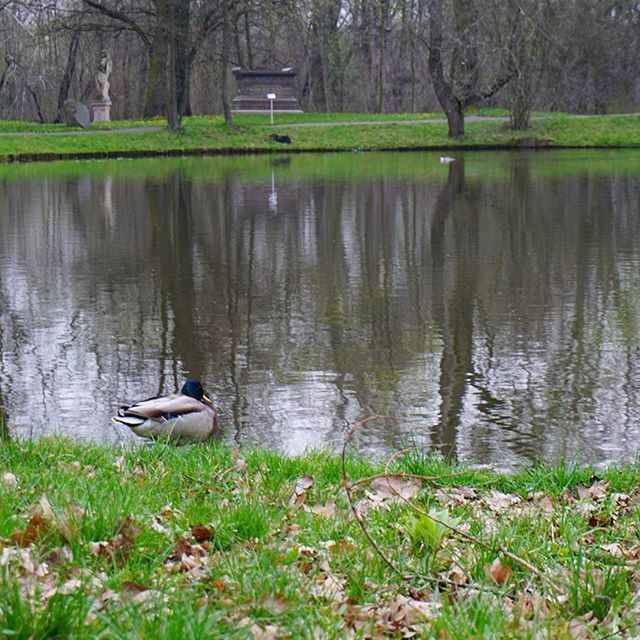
[1,150,639,468]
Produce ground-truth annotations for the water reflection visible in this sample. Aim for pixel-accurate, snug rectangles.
[0,151,639,468]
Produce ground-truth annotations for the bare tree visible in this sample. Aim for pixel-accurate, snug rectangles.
[427,0,513,137]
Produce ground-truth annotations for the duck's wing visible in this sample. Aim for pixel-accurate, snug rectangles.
[120,394,205,420]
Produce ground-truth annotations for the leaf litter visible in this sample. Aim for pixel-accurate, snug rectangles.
[2,442,640,638]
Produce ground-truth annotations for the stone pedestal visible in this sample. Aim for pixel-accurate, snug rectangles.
[232,68,302,113]
[91,99,112,122]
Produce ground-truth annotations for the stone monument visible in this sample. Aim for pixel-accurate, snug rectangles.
[63,99,90,128]
[231,68,302,113]
[92,49,112,122]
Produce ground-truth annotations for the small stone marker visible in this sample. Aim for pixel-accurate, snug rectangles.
[75,103,90,129]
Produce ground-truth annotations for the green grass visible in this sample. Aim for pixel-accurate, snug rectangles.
[0,111,638,162]
[1,437,639,638]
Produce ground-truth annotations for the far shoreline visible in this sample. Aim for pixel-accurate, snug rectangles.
[0,111,638,164]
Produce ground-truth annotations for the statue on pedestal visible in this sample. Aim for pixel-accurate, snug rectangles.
[95,49,112,100]
[92,49,112,122]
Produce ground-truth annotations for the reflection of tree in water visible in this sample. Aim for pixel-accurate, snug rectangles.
[430,159,475,459]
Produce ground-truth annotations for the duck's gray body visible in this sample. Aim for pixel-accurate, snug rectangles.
[113,380,217,443]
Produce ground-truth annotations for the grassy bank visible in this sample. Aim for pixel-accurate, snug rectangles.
[1,437,639,638]
[0,112,638,162]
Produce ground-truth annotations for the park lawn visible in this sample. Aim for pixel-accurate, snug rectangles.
[0,112,638,161]
[1,436,639,638]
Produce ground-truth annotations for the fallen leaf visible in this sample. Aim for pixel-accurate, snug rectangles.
[321,538,356,556]
[231,449,248,472]
[369,475,422,502]
[283,523,301,536]
[599,542,624,558]
[576,479,610,501]
[483,490,521,513]
[190,524,215,542]
[513,591,550,620]
[312,573,347,604]
[435,486,478,506]
[90,517,137,562]
[121,580,148,595]
[11,513,49,547]
[250,623,281,640]
[288,474,314,508]
[485,557,513,585]
[308,499,335,518]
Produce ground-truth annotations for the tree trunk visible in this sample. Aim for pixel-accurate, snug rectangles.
[376,0,387,113]
[175,0,191,116]
[56,30,80,123]
[159,0,181,129]
[220,0,233,125]
[143,25,167,117]
[26,85,46,123]
[244,7,254,68]
[0,55,15,96]
[428,0,465,137]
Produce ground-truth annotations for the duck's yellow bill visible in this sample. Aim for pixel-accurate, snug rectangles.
[202,394,212,404]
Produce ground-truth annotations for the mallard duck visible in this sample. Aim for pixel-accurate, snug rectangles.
[113,379,217,443]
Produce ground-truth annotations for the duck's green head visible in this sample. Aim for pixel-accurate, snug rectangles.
[181,379,212,404]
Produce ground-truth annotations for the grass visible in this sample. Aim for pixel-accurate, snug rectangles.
[1,437,639,638]
[0,111,638,162]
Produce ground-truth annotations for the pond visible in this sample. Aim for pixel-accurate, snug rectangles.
[1,150,639,469]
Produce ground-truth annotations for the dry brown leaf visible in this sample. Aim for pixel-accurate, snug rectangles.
[90,516,137,562]
[599,542,624,558]
[565,618,591,640]
[322,538,356,556]
[262,594,289,614]
[485,557,513,585]
[170,537,207,561]
[190,524,215,542]
[369,475,422,503]
[121,580,148,595]
[444,564,468,586]
[288,474,314,508]
[250,623,281,640]
[483,490,521,513]
[231,449,248,472]
[577,479,610,502]
[283,523,302,536]
[43,545,74,566]
[308,499,335,518]
[11,513,50,547]
[312,573,347,604]
[513,591,550,620]
[435,486,478,506]
[612,492,632,512]
[345,594,440,638]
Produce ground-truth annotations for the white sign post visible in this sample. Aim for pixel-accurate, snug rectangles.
[267,93,276,125]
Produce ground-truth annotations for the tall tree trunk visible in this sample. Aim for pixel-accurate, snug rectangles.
[428,0,465,136]
[175,0,191,116]
[56,30,80,123]
[221,0,233,125]
[144,25,167,117]
[376,0,387,113]
[244,7,254,68]
[306,0,341,111]
[0,55,15,96]
[26,85,46,123]
[159,0,181,129]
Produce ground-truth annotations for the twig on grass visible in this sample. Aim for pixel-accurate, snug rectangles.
[341,414,559,600]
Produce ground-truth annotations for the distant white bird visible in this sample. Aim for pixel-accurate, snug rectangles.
[440,155,456,164]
